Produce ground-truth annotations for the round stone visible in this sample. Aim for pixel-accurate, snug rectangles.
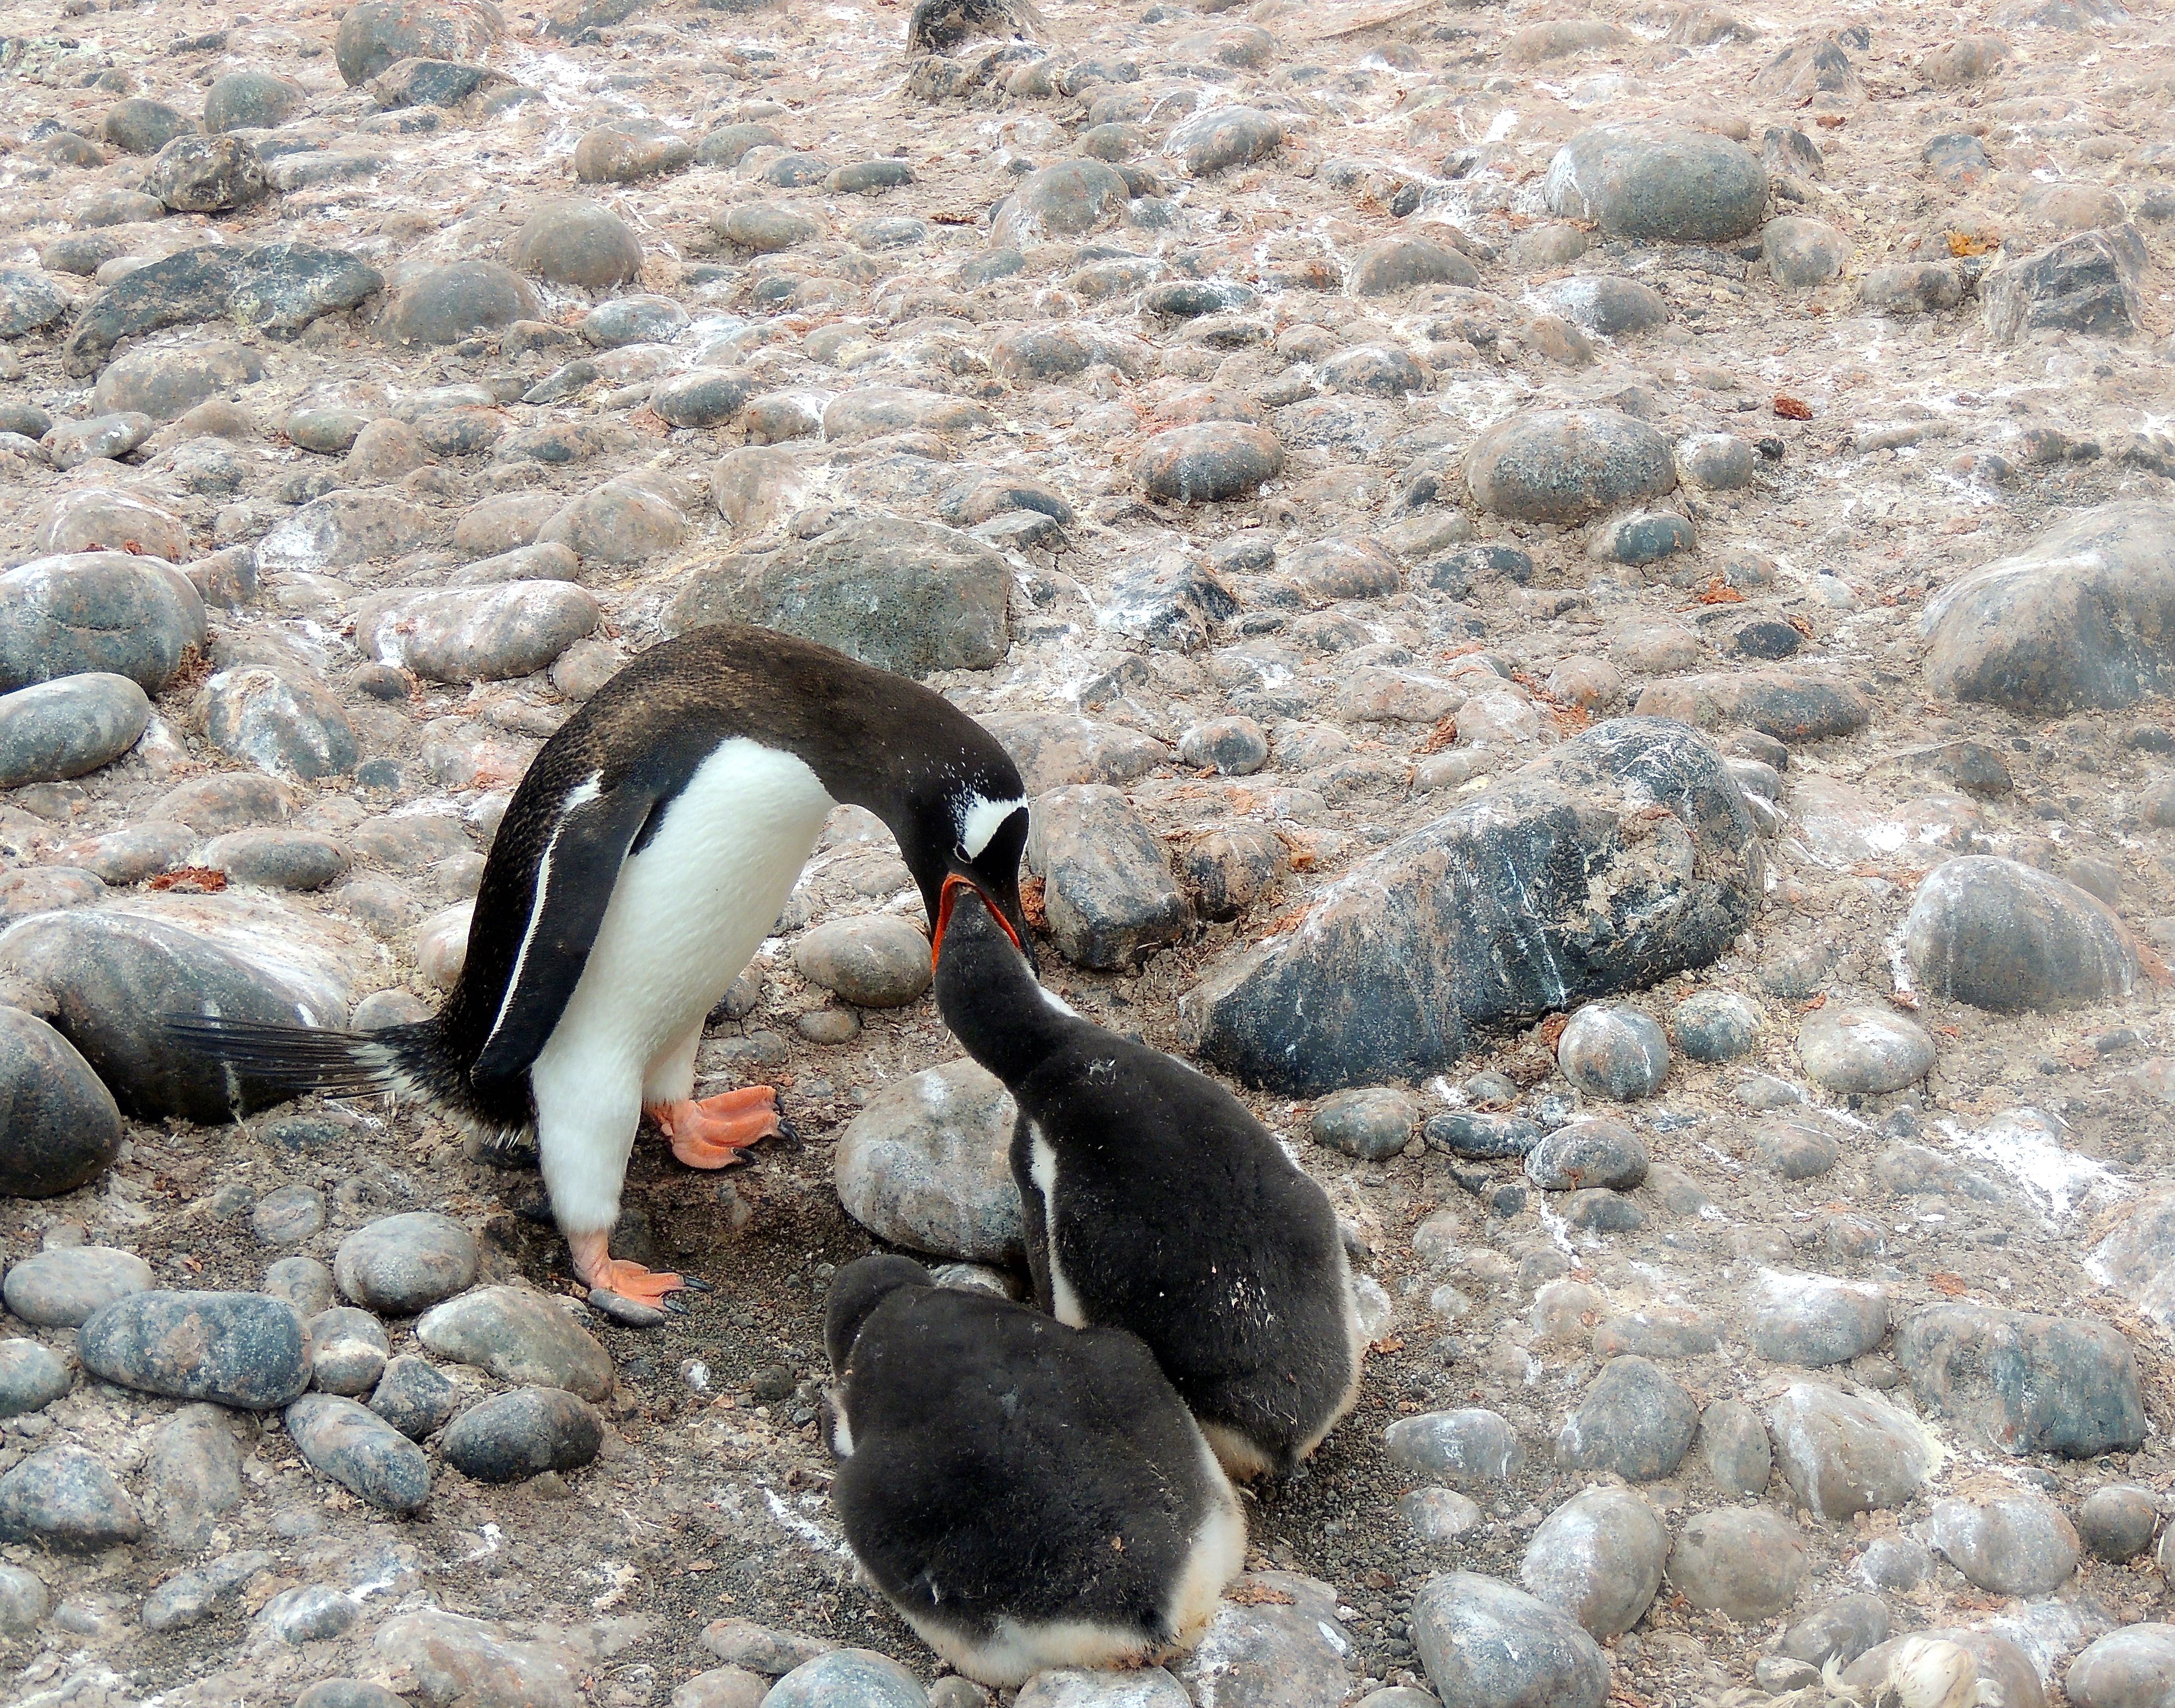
[334,0,503,86]
[1,1246,152,1327]
[380,261,541,346]
[439,1385,603,1482]
[1410,1572,1609,1708]
[80,1289,311,1410]
[1857,1536,1933,1591]
[1466,409,1677,523]
[2076,1485,2158,1562]
[1348,233,1479,296]
[580,294,688,348]
[1678,433,1757,491]
[996,159,1129,241]
[1667,1507,1807,1621]
[148,135,267,213]
[101,98,191,154]
[1544,125,1769,243]
[0,1005,125,1197]
[1904,855,2139,1013]
[264,1255,337,1318]
[1779,1595,1891,1670]
[1384,1409,1525,1486]
[511,202,639,289]
[1754,1121,1840,1181]
[1178,716,1269,775]
[369,1354,460,1440]
[1764,216,1850,288]
[1534,274,1669,336]
[335,1212,481,1314]
[1673,990,1759,1060]
[203,71,307,133]
[0,1340,73,1417]
[652,370,753,429]
[1797,1003,1936,1094]
[1522,1485,1669,1638]
[1929,1492,2079,1596]
[1,553,207,696]
[0,1444,141,1552]
[1307,1088,1418,1162]
[1556,1004,1669,1101]
[1136,423,1284,503]
[262,1583,360,1644]
[1399,1486,1483,1545]
[0,1565,50,1636]
[1524,1119,1648,1191]
[252,1184,327,1245]
[2067,1624,2175,1708]
[1769,1384,1934,1520]
[572,124,692,183]
[1698,1398,1773,1496]
[1556,1355,1697,1481]
[307,1306,391,1396]
[203,830,351,891]
[834,1060,1021,1263]
[1746,1270,1887,1366]
[696,122,785,168]
[794,917,933,1008]
[416,1285,614,1400]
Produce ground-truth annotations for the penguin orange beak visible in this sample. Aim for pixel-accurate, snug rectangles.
[932,873,1027,970]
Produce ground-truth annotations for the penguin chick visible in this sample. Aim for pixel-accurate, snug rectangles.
[823,1254,1245,1689]
[168,625,1033,1316]
[932,884,1364,1479]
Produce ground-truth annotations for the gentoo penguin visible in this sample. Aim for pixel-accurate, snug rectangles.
[171,624,1033,1312]
[822,1254,1245,1688]
[933,886,1364,1479]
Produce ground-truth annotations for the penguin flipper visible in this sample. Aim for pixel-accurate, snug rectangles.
[473,780,658,1084]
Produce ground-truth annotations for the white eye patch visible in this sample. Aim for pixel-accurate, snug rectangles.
[956,792,1026,860]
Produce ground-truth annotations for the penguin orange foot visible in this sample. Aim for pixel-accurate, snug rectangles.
[568,1233,684,1307]
[649,1085,779,1167]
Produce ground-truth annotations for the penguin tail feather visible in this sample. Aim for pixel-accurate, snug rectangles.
[158,1015,472,1110]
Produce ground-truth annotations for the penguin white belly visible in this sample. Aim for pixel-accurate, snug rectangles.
[528,740,834,1234]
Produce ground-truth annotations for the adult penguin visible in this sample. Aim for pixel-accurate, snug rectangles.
[172,624,1032,1313]
[822,1254,1245,1688]
[933,885,1364,1478]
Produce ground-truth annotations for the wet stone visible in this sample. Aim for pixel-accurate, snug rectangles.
[1797,1003,1936,1095]
[440,1385,602,1482]
[1748,1271,1889,1367]
[795,917,932,1008]
[416,1285,614,1400]
[336,1212,481,1314]
[307,1306,390,1395]
[1029,785,1191,971]
[0,1444,141,1552]
[1384,1409,1525,1487]
[834,1058,1022,1263]
[1903,856,2139,1013]
[0,1340,71,1416]
[285,1392,432,1514]
[80,1288,311,1409]
[1522,1485,1667,1640]
[510,200,643,289]
[1929,1492,2079,1596]
[369,1354,460,1439]
[1410,1572,1609,1708]
[1308,1088,1418,1162]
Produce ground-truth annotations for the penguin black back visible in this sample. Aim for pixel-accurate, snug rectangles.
[934,893,1364,1479]
[823,1255,1243,1687]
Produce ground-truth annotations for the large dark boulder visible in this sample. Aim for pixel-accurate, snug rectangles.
[1180,720,1761,1092]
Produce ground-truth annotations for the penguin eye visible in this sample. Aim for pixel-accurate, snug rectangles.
[953,841,972,865]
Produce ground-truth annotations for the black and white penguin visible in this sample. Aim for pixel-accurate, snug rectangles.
[172,624,1033,1312]
[822,1254,1245,1688]
[933,886,1364,1479]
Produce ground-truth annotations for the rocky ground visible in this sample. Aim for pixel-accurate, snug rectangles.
[2,0,2175,1704]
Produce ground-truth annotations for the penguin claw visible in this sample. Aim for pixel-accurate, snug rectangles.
[681,1275,715,1292]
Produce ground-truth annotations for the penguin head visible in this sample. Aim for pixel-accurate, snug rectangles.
[825,1252,932,1374]
[913,781,1036,977]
